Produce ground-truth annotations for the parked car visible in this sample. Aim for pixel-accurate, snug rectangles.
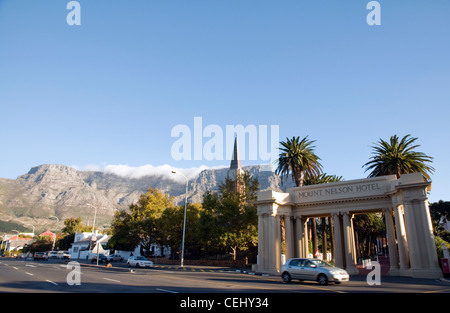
[126,256,154,268]
[33,252,48,261]
[57,251,71,260]
[47,251,58,259]
[107,254,124,262]
[91,254,108,264]
[281,258,349,285]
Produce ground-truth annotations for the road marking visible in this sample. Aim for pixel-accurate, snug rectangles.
[103,277,121,283]
[46,280,58,285]
[26,264,37,268]
[12,267,18,270]
[25,272,34,276]
[423,288,450,293]
[156,288,179,293]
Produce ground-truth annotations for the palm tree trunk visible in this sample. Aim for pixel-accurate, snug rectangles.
[299,170,304,187]
[312,218,318,255]
[321,217,327,258]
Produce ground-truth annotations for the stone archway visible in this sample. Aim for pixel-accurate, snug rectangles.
[254,173,442,279]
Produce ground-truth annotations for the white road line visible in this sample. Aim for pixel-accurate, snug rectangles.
[46,280,58,285]
[12,267,18,270]
[156,288,179,293]
[25,272,34,276]
[26,264,37,268]
[103,277,121,283]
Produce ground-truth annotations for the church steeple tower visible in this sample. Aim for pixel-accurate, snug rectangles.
[230,135,242,171]
[228,135,244,192]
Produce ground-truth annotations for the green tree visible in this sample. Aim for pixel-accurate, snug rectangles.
[108,209,140,251]
[29,236,53,253]
[275,136,323,187]
[159,203,203,259]
[61,217,90,235]
[429,200,450,242]
[109,187,174,255]
[303,173,343,186]
[56,217,86,250]
[353,213,385,259]
[200,171,259,260]
[363,134,435,180]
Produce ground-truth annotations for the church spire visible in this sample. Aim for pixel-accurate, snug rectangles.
[229,135,242,171]
[228,135,244,193]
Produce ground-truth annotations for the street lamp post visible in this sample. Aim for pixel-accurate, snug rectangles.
[11,230,19,253]
[49,216,59,251]
[86,203,99,263]
[171,170,188,267]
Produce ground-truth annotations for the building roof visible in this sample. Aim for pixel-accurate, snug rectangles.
[71,234,109,246]
[7,236,32,241]
[38,230,56,237]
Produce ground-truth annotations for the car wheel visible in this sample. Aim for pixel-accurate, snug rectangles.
[136,263,140,268]
[317,274,328,285]
[281,272,291,283]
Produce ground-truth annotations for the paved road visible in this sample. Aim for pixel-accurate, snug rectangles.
[1,258,449,294]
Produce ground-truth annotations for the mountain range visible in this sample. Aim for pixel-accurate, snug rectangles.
[0,164,294,232]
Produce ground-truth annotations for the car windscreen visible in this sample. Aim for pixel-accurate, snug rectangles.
[311,260,332,267]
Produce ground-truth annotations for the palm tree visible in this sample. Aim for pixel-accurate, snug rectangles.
[363,134,435,180]
[303,173,343,186]
[275,136,322,256]
[275,136,323,187]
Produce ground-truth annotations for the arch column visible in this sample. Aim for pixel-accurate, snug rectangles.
[283,215,295,261]
[271,214,282,273]
[401,192,442,278]
[257,212,268,271]
[294,215,309,258]
[257,210,282,274]
[332,213,344,269]
[383,208,400,276]
[393,203,410,275]
[342,212,358,274]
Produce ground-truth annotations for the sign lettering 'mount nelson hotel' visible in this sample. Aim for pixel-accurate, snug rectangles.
[254,173,443,279]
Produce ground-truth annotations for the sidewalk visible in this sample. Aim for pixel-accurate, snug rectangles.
[356,255,391,276]
[75,259,255,274]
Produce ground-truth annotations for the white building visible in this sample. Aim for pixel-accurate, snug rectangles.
[69,231,110,260]
[2,235,32,253]
[68,231,172,260]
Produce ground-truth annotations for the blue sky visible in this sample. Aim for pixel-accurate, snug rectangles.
[0,0,449,202]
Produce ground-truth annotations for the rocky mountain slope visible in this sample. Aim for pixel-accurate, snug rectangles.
[0,164,293,232]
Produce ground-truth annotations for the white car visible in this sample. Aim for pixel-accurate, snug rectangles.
[281,258,349,285]
[107,254,124,262]
[57,251,71,260]
[126,256,154,268]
